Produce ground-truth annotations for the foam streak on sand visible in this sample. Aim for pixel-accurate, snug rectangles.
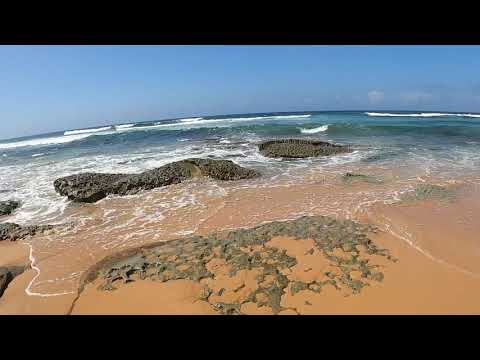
[25,244,75,297]
[380,218,480,279]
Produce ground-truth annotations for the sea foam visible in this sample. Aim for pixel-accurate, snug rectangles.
[0,133,93,150]
[64,126,112,135]
[300,125,329,134]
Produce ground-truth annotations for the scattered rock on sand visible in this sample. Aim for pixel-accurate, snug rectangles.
[258,139,351,158]
[0,200,20,216]
[0,266,26,298]
[0,222,53,242]
[78,215,395,315]
[54,158,259,203]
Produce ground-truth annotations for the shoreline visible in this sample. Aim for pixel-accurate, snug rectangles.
[1,153,480,314]
[2,192,480,315]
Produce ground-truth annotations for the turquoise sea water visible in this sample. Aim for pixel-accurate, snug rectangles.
[1,110,480,224]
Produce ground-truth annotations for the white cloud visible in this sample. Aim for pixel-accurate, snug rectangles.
[368,90,384,105]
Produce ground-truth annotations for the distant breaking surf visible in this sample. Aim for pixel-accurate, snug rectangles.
[366,112,480,118]
[115,124,134,130]
[0,114,315,150]
[0,134,93,150]
[64,126,112,135]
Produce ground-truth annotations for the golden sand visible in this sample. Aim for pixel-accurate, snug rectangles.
[1,176,480,314]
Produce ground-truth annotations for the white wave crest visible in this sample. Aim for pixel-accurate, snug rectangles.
[0,134,92,150]
[179,117,204,122]
[300,125,329,134]
[273,114,311,119]
[150,114,312,128]
[64,126,111,135]
[115,124,134,129]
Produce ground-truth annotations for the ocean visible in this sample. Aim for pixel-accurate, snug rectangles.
[1,110,480,225]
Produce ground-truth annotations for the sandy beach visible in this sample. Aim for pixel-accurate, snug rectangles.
[2,174,480,315]
[2,45,480,316]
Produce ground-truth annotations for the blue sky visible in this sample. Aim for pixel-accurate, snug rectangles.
[1,45,480,140]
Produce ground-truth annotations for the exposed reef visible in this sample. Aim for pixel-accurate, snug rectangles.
[0,266,26,298]
[0,222,54,242]
[54,158,259,203]
[259,139,351,158]
[0,200,20,216]
[78,215,395,315]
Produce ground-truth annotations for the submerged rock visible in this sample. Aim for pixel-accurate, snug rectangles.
[0,266,26,298]
[0,222,53,242]
[54,158,259,203]
[403,183,454,202]
[0,200,20,216]
[342,172,383,184]
[258,139,351,158]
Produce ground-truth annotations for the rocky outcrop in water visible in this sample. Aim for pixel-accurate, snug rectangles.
[54,158,259,203]
[0,200,20,216]
[258,139,351,158]
[0,222,53,242]
[0,266,26,298]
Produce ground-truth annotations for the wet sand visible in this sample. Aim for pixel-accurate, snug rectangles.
[1,173,480,315]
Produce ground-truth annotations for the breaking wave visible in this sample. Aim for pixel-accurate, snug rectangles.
[64,126,112,135]
[300,125,329,134]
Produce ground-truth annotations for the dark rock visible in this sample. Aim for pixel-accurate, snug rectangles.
[186,158,258,181]
[342,172,383,184]
[0,266,25,298]
[77,215,394,315]
[0,200,20,216]
[258,139,351,158]
[54,158,259,203]
[54,173,128,203]
[0,222,53,242]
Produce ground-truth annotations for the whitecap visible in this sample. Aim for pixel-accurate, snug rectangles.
[179,117,204,122]
[0,133,92,150]
[299,125,329,134]
[64,126,112,135]
[114,124,134,130]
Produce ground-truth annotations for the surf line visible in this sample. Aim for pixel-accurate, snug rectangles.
[381,216,480,279]
[25,243,76,297]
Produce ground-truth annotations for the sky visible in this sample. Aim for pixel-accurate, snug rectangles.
[1,45,480,140]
